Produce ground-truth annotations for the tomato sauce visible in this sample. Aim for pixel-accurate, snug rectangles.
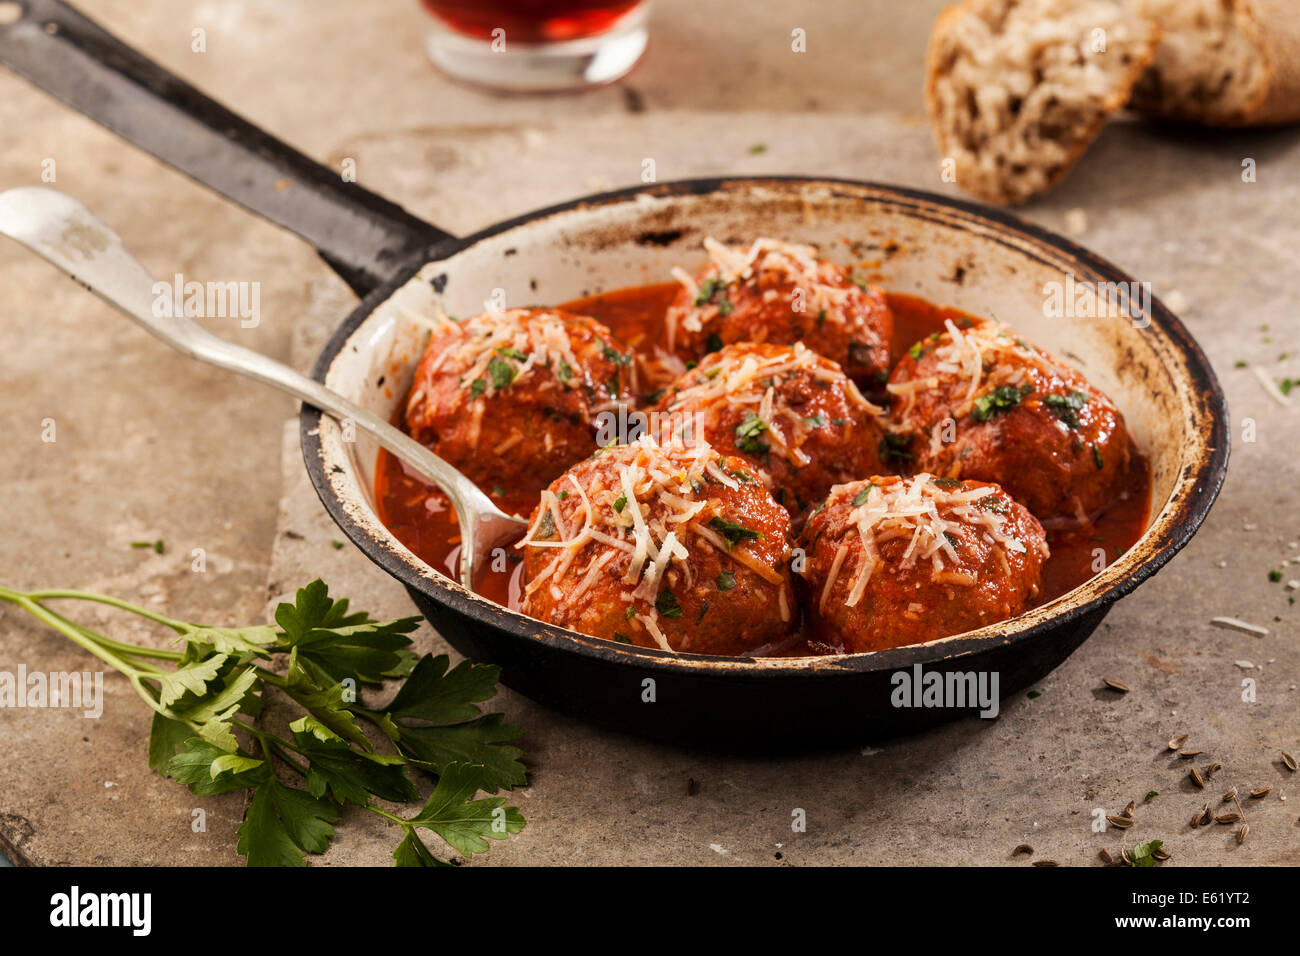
[374,284,1151,648]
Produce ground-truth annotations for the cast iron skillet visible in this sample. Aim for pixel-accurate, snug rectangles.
[0,0,1229,749]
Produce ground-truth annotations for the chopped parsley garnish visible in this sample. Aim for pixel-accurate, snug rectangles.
[1269,569,1283,583]
[556,360,573,384]
[625,606,637,620]
[931,477,963,489]
[613,495,627,513]
[705,333,725,353]
[607,369,621,397]
[971,384,1032,422]
[1091,445,1105,470]
[469,378,487,399]
[707,516,763,548]
[748,143,767,154]
[535,510,556,540]
[850,277,869,290]
[1144,791,1158,803]
[131,540,165,554]
[613,633,632,644]
[804,414,826,428]
[908,341,927,361]
[601,342,629,366]
[717,570,737,591]
[851,483,876,507]
[1129,840,1164,868]
[816,309,827,328]
[556,490,569,500]
[487,357,516,390]
[1043,390,1088,428]
[655,589,684,618]
[694,277,725,307]
[734,412,770,455]
[716,297,734,317]
[878,432,914,465]
[495,347,528,361]
[977,495,1006,513]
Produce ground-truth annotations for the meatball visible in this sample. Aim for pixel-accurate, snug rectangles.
[652,342,888,518]
[662,237,894,387]
[799,475,1049,653]
[519,436,796,656]
[405,308,637,502]
[885,318,1132,526]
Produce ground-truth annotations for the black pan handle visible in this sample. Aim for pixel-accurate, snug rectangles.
[0,0,453,295]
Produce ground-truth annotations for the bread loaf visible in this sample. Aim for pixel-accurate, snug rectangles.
[1131,0,1300,126]
[925,0,1159,204]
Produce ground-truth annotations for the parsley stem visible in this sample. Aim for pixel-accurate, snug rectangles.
[363,803,412,828]
[20,588,188,631]
[0,586,175,719]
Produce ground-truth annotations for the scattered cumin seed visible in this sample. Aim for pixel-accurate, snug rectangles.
[1032,859,1059,867]
[1237,823,1249,845]
[1123,800,1136,817]
[1012,844,1033,857]
[1222,786,1238,803]
[1179,749,1204,758]
[1167,734,1189,751]
[1103,678,1130,693]
[1283,751,1298,772]
[1216,812,1242,824]
[1099,848,1115,864]
[1107,814,1135,829]
[1190,767,1205,788]
[1250,785,1271,798]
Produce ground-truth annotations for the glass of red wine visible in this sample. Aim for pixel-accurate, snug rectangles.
[421,0,650,92]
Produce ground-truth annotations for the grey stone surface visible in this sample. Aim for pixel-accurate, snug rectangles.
[1,0,1297,866]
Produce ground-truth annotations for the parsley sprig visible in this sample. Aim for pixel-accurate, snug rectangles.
[0,579,526,867]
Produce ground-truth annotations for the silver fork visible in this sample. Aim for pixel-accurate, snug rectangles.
[0,187,526,590]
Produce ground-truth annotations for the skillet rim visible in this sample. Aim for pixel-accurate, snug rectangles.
[300,175,1229,679]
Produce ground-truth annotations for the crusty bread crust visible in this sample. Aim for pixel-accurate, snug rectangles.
[925,0,1158,204]
[1131,0,1300,126]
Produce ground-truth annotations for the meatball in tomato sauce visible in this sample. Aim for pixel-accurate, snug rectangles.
[800,475,1048,653]
[405,308,638,502]
[652,342,888,519]
[663,238,893,387]
[519,436,795,656]
[885,319,1132,527]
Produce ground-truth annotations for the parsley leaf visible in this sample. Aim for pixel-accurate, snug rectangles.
[971,384,1032,422]
[403,762,526,858]
[487,356,516,390]
[237,778,339,867]
[708,516,763,547]
[1043,390,1088,428]
[274,580,419,684]
[655,589,685,618]
[734,412,770,455]
[290,716,415,807]
[1129,839,1164,868]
